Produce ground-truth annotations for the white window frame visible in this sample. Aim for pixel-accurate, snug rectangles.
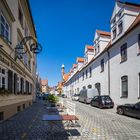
[118,21,123,35]
[0,67,7,89]
[0,13,11,42]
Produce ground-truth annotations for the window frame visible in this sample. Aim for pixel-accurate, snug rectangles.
[0,13,11,42]
[118,21,123,35]
[100,59,104,72]
[86,70,88,79]
[89,67,92,78]
[112,27,116,40]
[121,75,128,98]
[82,72,84,81]
[120,43,127,62]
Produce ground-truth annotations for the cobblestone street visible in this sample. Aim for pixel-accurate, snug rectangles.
[0,99,140,140]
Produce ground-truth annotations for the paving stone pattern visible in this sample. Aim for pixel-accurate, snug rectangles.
[0,99,140,140]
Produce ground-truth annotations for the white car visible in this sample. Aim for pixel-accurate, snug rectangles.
[72,94,80,101]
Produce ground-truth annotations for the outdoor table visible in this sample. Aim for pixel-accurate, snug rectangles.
[42,114,79,136]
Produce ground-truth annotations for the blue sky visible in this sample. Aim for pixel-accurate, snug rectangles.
[29,0,140,87]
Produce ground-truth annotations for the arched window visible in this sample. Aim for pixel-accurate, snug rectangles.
[95,83,101,95]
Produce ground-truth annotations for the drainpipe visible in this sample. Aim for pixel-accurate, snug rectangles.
[107,50,111,96]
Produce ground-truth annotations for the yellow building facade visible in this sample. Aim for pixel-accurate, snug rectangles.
[0,0,37,121]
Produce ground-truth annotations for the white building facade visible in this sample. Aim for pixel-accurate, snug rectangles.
[63,1,140,105]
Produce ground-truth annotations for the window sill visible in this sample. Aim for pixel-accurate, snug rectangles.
[120,96,128,99]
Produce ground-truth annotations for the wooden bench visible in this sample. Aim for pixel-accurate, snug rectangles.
[62,101,79,127]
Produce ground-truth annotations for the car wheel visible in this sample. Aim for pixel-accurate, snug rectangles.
[117,108,124,115]
[99,104,103,109]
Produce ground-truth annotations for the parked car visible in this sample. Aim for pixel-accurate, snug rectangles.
[79,88,98,104]
[61,94,67,98]
[117,102,140,119]
[90,95,114,108]
[72,94,80,101]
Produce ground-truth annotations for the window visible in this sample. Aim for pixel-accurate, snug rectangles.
[118,12,122,17]
[113,18,116,24]
[97,45,100,53]
[0,14,10,42]
[121,43,127,62]
[138,34,140,54]
[18,5,23,28]
[86,70,88,79]
[101,59,104,72]
[0,68,7,89]
[17,76,20,93]
[112,28,116,40]
[17,106,21,112]
[0,112,3,121]
[23,104,25,109]
[82,72,84,81]
[121,76,128,98]
[89,67,92,77]
[77,76,79,83]
[118,21,123,34]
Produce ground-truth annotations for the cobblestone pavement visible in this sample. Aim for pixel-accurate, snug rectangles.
[0,99,140,140]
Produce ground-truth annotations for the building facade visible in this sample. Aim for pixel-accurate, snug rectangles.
[0,0,37,121]
[63,1,140,105]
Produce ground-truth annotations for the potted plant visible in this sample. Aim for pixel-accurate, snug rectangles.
[46,94,59,107]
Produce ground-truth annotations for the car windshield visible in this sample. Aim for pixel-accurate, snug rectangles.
[101,96,111,101]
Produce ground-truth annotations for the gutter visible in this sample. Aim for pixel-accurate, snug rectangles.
[107,50,111,96]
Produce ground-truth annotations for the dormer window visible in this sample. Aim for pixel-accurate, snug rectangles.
[97,45,100,53]
[112,28,116,40]
[118,12,122,18]
[113,18,116,24]
[118,21,123,35]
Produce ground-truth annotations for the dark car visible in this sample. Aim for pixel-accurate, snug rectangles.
[90,95,114,109]
[61,94,67,98]
[117,102,140,119]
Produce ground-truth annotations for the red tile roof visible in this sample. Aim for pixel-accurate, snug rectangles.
[86,45,94,50]
[96,30,111,36]
[63,74,69,81]
[73,64,77,68]
[77,57,84,63]
[41,80,48,86]
[119,1,140,9]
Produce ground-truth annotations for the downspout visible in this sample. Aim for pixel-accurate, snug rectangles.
[107,49,111,96]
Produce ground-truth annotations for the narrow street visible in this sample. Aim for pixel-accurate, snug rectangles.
[72,99,140,140]
[0,98,140,140]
